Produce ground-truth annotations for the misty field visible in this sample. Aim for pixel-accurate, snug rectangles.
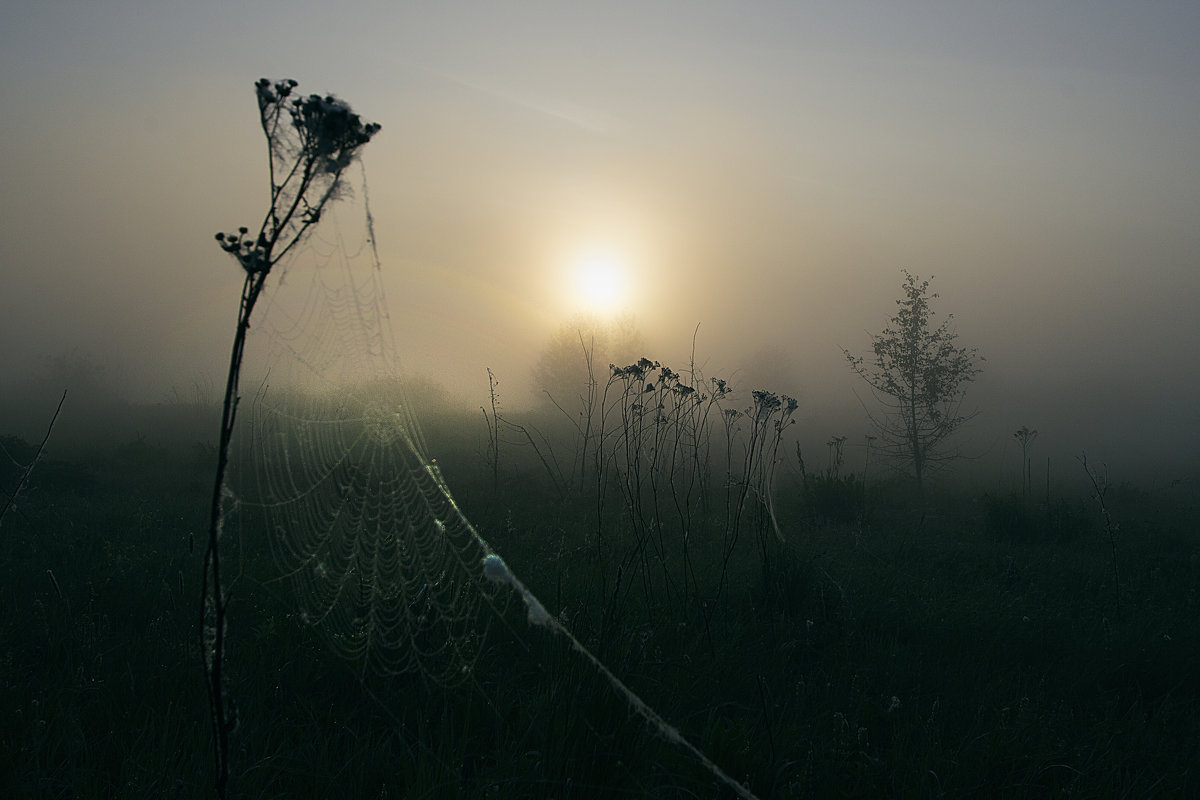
[7,1,1200,796]
[2,400,1198,799]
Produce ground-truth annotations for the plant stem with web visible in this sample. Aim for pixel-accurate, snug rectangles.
[201,79,380,798]
[202,268,268,799]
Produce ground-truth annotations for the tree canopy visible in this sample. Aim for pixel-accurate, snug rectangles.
[845,271,982,492]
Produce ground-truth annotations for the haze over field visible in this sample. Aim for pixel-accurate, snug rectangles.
[2,1,1198,480]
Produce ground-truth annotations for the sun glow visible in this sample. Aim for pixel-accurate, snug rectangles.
[570,249,630,314]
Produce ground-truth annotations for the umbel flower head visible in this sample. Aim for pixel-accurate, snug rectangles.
[255,78,381,174]
[295,93,382,171]
[213,229,268,273]
[216,79,381,275]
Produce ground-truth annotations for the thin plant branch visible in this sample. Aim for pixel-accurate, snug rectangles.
[0,388,67,528]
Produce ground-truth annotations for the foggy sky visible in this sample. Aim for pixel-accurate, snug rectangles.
[2,1,1199,480]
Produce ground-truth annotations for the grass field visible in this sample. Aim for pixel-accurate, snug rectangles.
[2,411,1198,798]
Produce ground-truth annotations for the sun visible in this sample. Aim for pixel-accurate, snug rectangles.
[570,249,630,314]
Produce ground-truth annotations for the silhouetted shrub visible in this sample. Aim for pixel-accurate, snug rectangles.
[0,435,96,497]
[804,472,865,525]
[983,492,1090,541]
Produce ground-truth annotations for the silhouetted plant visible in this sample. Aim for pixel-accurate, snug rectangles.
[798,436,864,526]
[809,474,865,526]
[738,390,797,592]
[844,271,982,495]
[1013,426,1038,498]
[536,329,603,493]
[481,368,502,491]
[203,78,379,799]
[533,313,644,411]
[1079,453,1121,619]
[825,435,848,477]
[982,492,1089,542]
[0,390,66,528]
[862,434,877,484]
[817,481,865,527]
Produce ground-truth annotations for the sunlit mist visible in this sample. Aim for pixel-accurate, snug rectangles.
[568,247,630,315]
[4,4,1200,799]
[0,0,1198,480]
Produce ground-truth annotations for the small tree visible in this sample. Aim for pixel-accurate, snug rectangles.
[844,271,982,493]
[203,78,379,799]
[532,312,644,405]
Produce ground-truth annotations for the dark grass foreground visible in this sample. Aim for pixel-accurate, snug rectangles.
[2,430,1198,798]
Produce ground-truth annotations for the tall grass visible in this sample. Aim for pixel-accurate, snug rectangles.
[3,391,1198,796]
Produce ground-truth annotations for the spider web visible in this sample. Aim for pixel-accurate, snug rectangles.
[227,168,759,799]
[228,174,502,685]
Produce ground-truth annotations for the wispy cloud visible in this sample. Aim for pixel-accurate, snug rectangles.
[422,67,626,136]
